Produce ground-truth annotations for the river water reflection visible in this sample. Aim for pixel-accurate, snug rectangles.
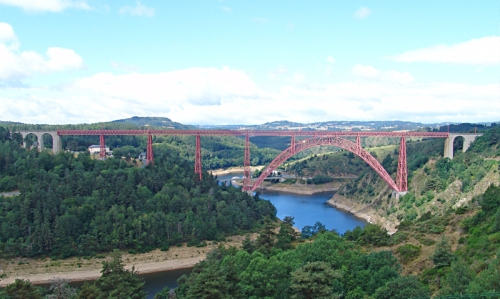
[217,173,366,233]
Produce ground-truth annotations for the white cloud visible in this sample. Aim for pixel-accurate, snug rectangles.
[352,64,379,78]
[352,64,414,84]
[0,23,17,44]
[0,67,497,125]
[326,56,335,64]
[392,36,500,65]
[0,0,89,12]
[0,23,83,81]
[221,6,231,12]
[380,70,414,85]
[110,61,139,72]
[269,66,288,79]
[119,1,154,17]
[354,7,371,19]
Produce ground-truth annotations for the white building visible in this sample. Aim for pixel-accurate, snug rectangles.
[88,144,111,155]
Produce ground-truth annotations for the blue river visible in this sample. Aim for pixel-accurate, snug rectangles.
[43,173,366,298]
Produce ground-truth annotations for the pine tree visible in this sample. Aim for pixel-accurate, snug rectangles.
[94,250,146,299]
[431,237,455,268]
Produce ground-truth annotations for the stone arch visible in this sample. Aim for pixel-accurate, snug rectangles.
[444,133,482,159]
[250,136,399,192]
[41,133,54,150]
[18,131,62,153]
[23,132,41,150]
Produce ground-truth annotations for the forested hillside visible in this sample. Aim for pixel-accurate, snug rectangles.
[0,125,276,258]
[171,128,500,298]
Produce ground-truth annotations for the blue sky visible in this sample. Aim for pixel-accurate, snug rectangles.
[0,1,499,125]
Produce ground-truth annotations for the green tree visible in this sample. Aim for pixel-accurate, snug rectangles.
[431,237,454,268]
[289,261,340,299]
[373,276,428,299]
[439,259,474,295]
[153,287,170,299]
[241,234,255,254]
[481,184,500,214]
[2,279,42,299]
[276,216,298,250]
[467,258,500,293]
[255,220,276,254]
[46,278,77,299]
[77,282,101,299]
[94,251,146,299]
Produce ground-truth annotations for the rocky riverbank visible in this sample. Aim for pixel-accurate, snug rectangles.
[253,181,341,195]
[326,193,399,234]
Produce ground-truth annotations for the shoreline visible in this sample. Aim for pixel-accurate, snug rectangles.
[209,166,264,176]
[326,193,399,234]
[0,235,252,287]
[234,180,341,195]
[0,257,201,287]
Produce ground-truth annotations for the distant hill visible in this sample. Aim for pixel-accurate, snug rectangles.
[112,116,193,129]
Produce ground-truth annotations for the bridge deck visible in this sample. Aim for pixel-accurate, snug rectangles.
[56,129,449,138]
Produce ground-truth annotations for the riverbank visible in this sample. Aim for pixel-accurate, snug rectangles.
[209,166,265,176]
[254,181,341,195]
[0,234,253,287]
[326,193,399,234]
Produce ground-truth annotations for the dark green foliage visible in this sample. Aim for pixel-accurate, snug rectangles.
[77,282,100,299]
[289,261,340,299]
[468,127,500,157]
[0,127,276,258]
[153,286,170,299]
[276,216,298,250]
[308,175,333,185]
[439,259,474,296]
[356,224,390,246]
[396,244,421,264]
[301,221,327,239]
[467,258,500,293]
[0,279,43,299]
[432,237,455,268]
[175,232,405,299]
[480,184,500,214]
[373,276,428,299]
[93,251,146,299]
[46,278,77,299]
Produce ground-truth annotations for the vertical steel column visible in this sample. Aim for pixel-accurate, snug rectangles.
[396,136,408,192]
[356,135,361,155]
[243,134,251,191]
[146,134,154,165]
[290,134,296,155]
[99,133,106,158]
[194,134,202,180]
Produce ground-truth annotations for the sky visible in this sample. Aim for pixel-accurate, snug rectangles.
[0,1,499,125]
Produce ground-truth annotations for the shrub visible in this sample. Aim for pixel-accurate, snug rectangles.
[396,244,421,264]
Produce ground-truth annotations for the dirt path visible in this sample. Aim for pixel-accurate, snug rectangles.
[0,235,252,286]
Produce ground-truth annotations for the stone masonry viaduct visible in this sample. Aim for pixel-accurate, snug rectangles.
[443,133,482,159]
[17,131,62,153]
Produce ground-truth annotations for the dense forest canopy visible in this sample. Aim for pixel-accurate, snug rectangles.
[0,125,276,258]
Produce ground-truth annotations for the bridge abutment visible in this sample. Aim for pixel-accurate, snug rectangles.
[444,133,482,159]
[392,190,408,199]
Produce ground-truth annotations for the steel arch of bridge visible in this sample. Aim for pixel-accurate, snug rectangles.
[249,136,401,192]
